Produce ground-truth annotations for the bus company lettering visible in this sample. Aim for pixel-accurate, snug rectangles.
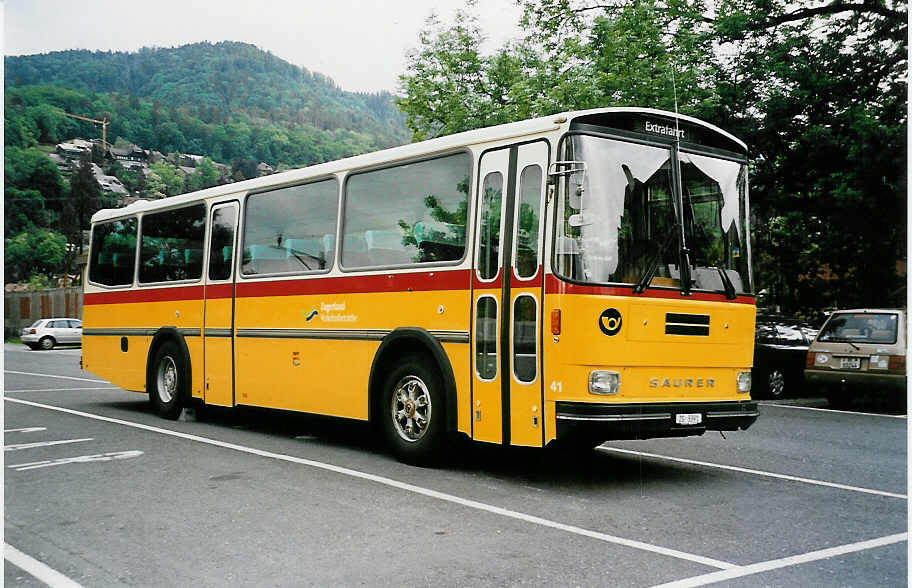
[649,377,715,388]
[320,301,357,323]
[645,121,685,139]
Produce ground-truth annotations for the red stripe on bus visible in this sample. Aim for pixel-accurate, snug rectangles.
[85,271,473,304]
[544,274,756,304]
[235,269,472,298]
[205,284,234,299]
[84,285,206,305]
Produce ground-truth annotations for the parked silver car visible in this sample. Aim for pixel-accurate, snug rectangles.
[21,318,82,350]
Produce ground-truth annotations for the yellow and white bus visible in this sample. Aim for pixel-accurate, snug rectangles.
[82,107,758,463]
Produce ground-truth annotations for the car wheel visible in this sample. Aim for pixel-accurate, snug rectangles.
[381,354,447,466]
[149,341,188,420]
[766,368,786,399]
[39,336,55,350]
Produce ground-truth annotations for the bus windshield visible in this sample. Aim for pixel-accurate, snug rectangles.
[554,134,752,294]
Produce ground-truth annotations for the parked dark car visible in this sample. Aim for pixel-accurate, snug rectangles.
[752,316,818,399]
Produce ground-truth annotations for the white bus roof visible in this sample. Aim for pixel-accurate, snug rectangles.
[91,107,747,224]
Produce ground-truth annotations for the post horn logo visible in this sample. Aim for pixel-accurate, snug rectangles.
[599,308,622,336]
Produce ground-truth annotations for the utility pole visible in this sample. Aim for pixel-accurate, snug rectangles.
[59,111,109,150]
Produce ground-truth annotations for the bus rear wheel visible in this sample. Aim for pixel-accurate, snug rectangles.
[150,340,187,420]
[381,354,446,466]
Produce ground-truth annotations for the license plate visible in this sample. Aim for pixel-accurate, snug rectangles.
[675,413,702,425]
[840,357,861,369]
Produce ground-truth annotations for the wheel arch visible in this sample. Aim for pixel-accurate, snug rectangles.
[368,328,459,433]
[145,327,192,395]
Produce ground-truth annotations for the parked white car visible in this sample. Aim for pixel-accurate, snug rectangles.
[21,318,82,350]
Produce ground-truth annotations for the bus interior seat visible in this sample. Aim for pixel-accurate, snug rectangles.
[112,252,132,267]
[342,233,371,268]
[244,244,292,274]
[284,237,326,270]
[365,229,410,266]
[322,234,336,264]
[184,248,203,269]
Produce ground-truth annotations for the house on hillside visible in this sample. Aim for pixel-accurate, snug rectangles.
[108,144,149,170]
[90,163,128,196]
[49,139,98,175]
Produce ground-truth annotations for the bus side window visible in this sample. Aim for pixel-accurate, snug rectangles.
[343,153,470,269]
[243,179,338,276]
[208,205,237,281]
[138,204,206,284]
[514,165,543,279]
[88,218,137,287]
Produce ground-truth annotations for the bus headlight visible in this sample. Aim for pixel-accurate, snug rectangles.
[589,371,620,395]
[737,371,752,394]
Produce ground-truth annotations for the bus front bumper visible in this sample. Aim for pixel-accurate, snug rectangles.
[555,400,759,442]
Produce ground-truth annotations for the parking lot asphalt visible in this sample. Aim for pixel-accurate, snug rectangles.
[3,343,908,587]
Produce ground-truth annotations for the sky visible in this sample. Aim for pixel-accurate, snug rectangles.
[3,0,523,94]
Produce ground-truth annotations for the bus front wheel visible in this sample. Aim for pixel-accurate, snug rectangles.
[381,354,446,466]
[150,340,187,420]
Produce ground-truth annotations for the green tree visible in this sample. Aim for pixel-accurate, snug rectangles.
[713,0,907,312]
[4,146,66,211]
[186,156,220,191]
[5,187,52,235]
[5,229,67,283]
[149,161,186,196]
[142,170,167,199]
[398,0,906,314]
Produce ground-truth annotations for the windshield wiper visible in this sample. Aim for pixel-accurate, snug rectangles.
[633,229,678,294]
[713,266,737,300]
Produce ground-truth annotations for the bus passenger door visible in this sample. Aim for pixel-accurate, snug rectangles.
[473,141,548,446]
[203,202,239,407]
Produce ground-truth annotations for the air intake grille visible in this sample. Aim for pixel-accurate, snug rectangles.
[665,313,710,336]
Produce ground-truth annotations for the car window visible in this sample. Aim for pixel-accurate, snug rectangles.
[776,324,807,345]
[68,320,82,328]
[818,313,899,344]
[29,319,44,328]
[45,320,58,328]
[755,322,779,344]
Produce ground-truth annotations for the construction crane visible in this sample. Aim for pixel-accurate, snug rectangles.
[59,111,109,150]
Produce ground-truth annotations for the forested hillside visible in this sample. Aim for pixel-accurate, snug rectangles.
[4,41,409,286]
[5,41,409,166]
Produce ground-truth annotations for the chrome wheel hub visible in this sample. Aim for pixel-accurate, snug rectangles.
[769,370,785,397]
[391,375,431,443]
[156,356,177,403]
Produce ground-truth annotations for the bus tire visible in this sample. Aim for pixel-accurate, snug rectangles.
[149,340,188,420]
[381,354,447,466]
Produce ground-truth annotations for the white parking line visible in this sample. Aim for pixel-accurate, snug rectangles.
[5,370,108,383]
[652,532,908,587]
[9,450,144,471]
[758,402,907,419]
[5,543,85,588]
[4,396,737,571]
[5,438,94,451]
[596,446,907,500]
[6,387,119,393]
[4,427,47,433]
